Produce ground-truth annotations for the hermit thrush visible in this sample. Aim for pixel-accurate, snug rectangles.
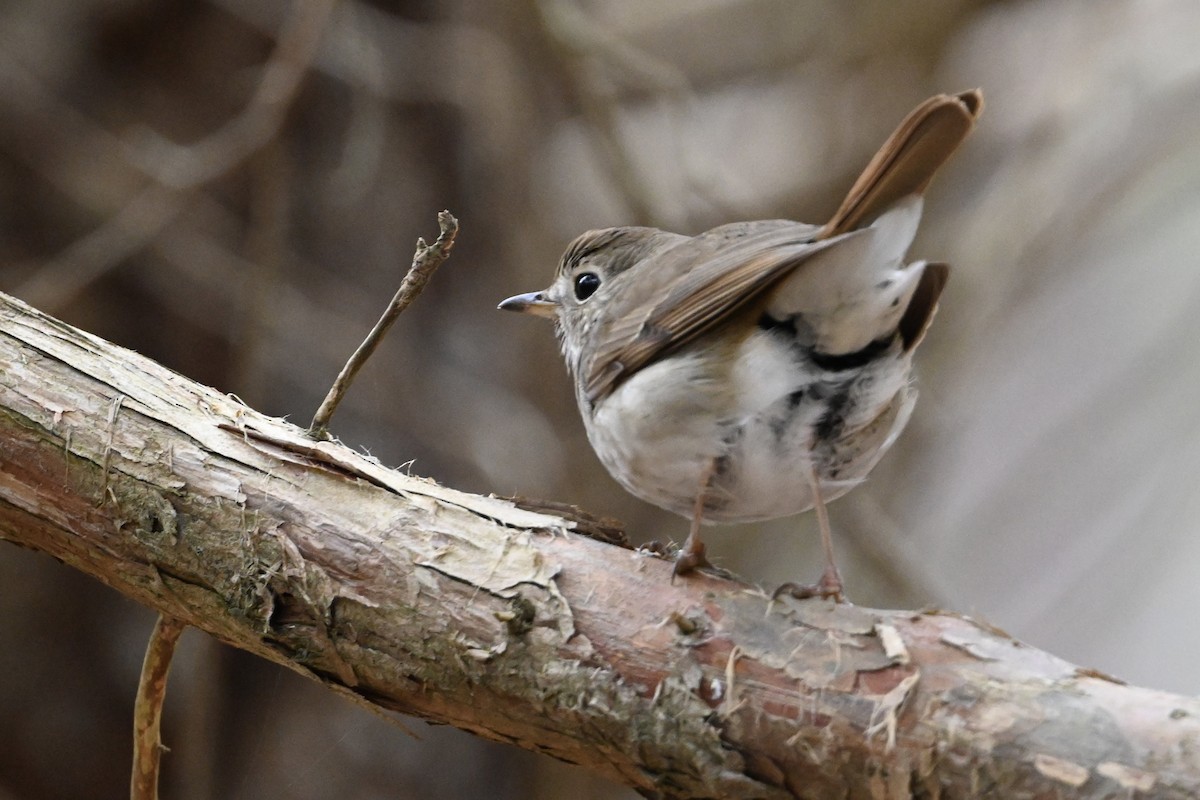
[500,90,982,599]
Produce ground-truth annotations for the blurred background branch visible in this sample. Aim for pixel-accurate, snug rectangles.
[10,0,337,310]
[2,1,1199,798]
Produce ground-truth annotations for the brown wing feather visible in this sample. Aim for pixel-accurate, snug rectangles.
[583,229,849,403]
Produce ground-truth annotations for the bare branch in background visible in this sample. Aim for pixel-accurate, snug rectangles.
[230,138,291,403]
[12,0,338,310]
[534,1,741,235]
[535,0,682,228]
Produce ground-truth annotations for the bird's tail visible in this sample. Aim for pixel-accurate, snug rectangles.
[818,90,983,240]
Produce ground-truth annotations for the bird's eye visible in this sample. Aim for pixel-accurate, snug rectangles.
[574,272,601,301]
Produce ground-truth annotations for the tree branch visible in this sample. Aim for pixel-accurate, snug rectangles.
[0,288,1197,799]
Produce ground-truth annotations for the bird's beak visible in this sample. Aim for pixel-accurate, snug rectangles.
[497,291,558,319]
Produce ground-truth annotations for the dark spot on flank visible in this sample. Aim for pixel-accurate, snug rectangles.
[720,423,745,448]
[815,388,850,441]
[712,452,732,479]
[810,335,893,372]
[767,388,807,440]
[757,312,798,338]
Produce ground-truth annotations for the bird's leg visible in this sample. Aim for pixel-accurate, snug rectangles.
[672,458,718,579]
[809,465,845,599]
[774,463,845,602]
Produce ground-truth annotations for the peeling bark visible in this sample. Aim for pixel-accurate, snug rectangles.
[1,289,1198,799]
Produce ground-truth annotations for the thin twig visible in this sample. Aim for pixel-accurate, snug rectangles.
[131,614,187,800]
[308,210,459,438]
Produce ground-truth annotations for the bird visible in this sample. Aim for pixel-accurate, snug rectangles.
[499,90,982,599]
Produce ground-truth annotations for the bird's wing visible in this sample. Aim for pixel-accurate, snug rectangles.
[582,222,844,404]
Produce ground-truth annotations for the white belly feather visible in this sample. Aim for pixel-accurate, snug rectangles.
[584,330,915,524]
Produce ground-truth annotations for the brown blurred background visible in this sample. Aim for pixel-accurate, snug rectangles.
[2,1,1199,798]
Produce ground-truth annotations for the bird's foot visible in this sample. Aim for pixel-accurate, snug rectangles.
[671,539,712,581]
[772,564,845,603]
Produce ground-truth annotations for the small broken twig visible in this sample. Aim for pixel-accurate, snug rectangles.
[131,614,187,800]
[308,210,458,438]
